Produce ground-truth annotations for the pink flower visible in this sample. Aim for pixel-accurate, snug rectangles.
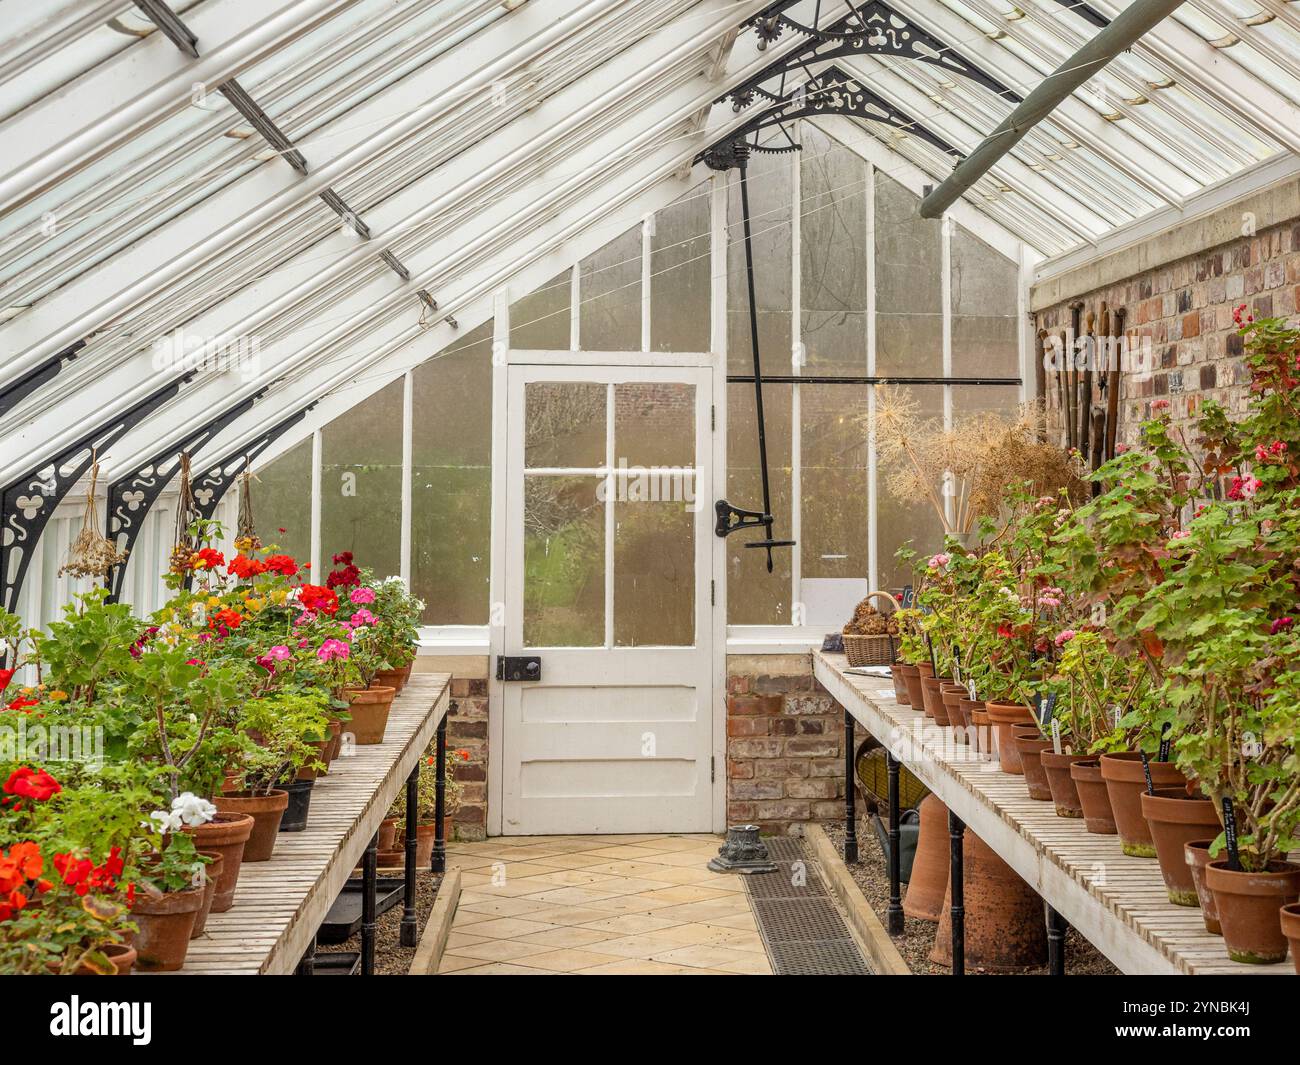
[1054,629,1076,647]
[1151,399,1170,411]
[1115,443,1128,454]
[266,645,292,661]
[1271,617,1294,635]
[317,638,351,662]
[348,608,376,626]
[928,553,950,571]
[1171,530,1190,541]
[349,587,376,605]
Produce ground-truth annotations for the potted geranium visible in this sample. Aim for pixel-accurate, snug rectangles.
[371,575,422,692]
[131,794,215,971]
[387,743,469,864]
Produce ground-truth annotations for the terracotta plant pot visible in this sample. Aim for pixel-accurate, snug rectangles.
[956,697,981,746]
[374,660,414,692]
[296,737,332,781]
[941,686,967,731]
[1099,752,1186,857]
[215,790,289,862]
[1070,759,1117,834]
[970,707,992,756]
[324,718,343,764]
[190,851,223,938]
[1040,750,1091,818]
[1185,841,1223,935]
[985,702,1035,774]
[890,663,910,704]
[1205,860,1300,964]
[185,812,253,913]
[1140,789,1222,906]
[344,685,396,745]
[917,662,935,680]
[131,885,204,971]
[1012,728,1053,801]
[1280,903,1300,975]
[62,942,137,976]
[931,827,1048,972]
[903,794,949,923]
[899,664,924,709]
[398,823,438,867]
[920,677,946,723]
[378,816,399,852]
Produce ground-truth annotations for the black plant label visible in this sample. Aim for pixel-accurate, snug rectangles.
[1140,752,1154,795]
[1221,798,1241,870]
[1157,722,1171,762]
[1041,692,1057,728]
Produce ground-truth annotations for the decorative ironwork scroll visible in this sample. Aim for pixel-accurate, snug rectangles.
[0,342,85,419]
[190,406,314,522]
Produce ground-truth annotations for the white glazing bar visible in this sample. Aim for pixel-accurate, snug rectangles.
[1018,243,1033,406]
[570,261,581,350]
[789,142,802,624]
[604,382,615,649]
[310,428,322,577]
[400,369,413,582]
[865,162,879,592]
[641,211,653,352]
[941,213,953,532]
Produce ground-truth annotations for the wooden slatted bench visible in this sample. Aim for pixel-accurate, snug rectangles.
[164,674,451,975]
[814,651,1293,976]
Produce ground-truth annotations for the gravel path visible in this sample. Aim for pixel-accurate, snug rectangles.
[825,818,1118,976]
[317,870,443,975]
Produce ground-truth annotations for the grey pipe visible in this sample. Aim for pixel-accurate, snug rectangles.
[919,0,1187,219]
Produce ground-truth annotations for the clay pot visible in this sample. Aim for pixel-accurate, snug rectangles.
[941,686,967,731]
[917,662,935,680]
[970,707,992,756]
[131,885,204,971]
[296,737,332,781]
[190,851,223,938]
[985,702,1035,774]
[890,663,910,704]
[931,827,1048,972]
[185,812,253,913]
[1040,750,1091,819]
[374,660,414,692]
[1205,860,1300,965]
[62,942,137,976]
[920,677,946,723]
[344,685,396,745]
[324,718,343,764]
[1140,789,1222,906]
[398,823,438,867]
[899,664,924,709]
[1012,728,1053,801]
[1280,904,1300,975]
[903,794,950,923]
[1071,759,1116,834]
[1185,840,1222,935]
[378,816,399,852]
[215,790,289,862]
[1099,752,1186,857]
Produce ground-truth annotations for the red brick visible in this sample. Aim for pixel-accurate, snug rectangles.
[727,717,769,737]
[727,694,782,716]
[1182,311,1200,338]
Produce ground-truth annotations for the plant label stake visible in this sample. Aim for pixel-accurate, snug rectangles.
[1221,798,1241,871]
[901,584,914,608]
[952,646,963,684]
[967,678,976,701]
[1139,751,1154,796]
[1157,722,1171,762]
[1041,692,1057,728]
[1051,718,1062,755]
[925,635,938,675]
[712,151,794,573]
[1032,691,1044,723]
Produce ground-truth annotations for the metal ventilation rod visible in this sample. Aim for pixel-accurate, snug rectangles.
[919,0,1187,219]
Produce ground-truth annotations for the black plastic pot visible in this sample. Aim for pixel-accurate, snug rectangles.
[278,778,315,832]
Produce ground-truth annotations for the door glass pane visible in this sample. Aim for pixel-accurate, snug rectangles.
[524,476,604,647]
[524,382,606,468]
[614,381,694,469]
[614,497,694,647]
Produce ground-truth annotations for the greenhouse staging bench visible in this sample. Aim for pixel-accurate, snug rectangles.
[814,652,1294,976]
[158,675,450,975]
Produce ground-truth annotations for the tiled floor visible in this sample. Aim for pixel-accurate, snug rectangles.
[440,834,772,975]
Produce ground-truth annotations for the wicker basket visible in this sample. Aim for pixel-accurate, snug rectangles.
[842,590,900,667]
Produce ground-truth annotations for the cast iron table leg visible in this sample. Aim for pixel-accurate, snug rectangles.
[400,763,420,947]
[432,715,447,873]
[1047,903,1068,975]
[949,810,965,977]
[886,751,903,936]
[843,709,858,863]
[361,832,378,976]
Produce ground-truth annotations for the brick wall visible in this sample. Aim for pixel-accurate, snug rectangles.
[1034,214,1300,450]
[726,653,847,836]
[447,677,488,841]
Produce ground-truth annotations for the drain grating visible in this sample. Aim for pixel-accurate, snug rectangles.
[743,837,872,976]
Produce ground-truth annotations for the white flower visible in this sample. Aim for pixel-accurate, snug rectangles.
[147,809,185,834]
[172,792,217,827]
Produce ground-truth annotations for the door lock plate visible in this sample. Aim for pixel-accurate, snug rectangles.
[496,655,542,682]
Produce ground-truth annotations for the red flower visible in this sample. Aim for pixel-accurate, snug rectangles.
[0,668,13,694]
[4,696,39,713]
[996,624,1014,640]
[213,608,244,630]
[3,767,61,804]
[228,554,266,579]
[297,584,339,615]
[264,554,298,577]
[191,547,226,571]
[1271,617,1294,635]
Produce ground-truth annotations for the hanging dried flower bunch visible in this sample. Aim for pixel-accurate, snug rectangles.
[168,452,201,576]
[234,465,261,554]
[59,450,128,580]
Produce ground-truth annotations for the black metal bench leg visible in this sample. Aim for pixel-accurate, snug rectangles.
[949,811,965,977]
[432,716,447,873]
[361,832,378,976]
[1047,903,1068,975]
[844,710,858,863]
[400,763,420,947]
[886,751,903,936]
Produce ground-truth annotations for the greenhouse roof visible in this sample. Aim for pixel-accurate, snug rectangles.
[2,0,1298,491]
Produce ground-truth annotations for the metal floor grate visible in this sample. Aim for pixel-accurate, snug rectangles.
[744,837,872,976]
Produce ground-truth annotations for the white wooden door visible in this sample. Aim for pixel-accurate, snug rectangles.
[500,363,714,834]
